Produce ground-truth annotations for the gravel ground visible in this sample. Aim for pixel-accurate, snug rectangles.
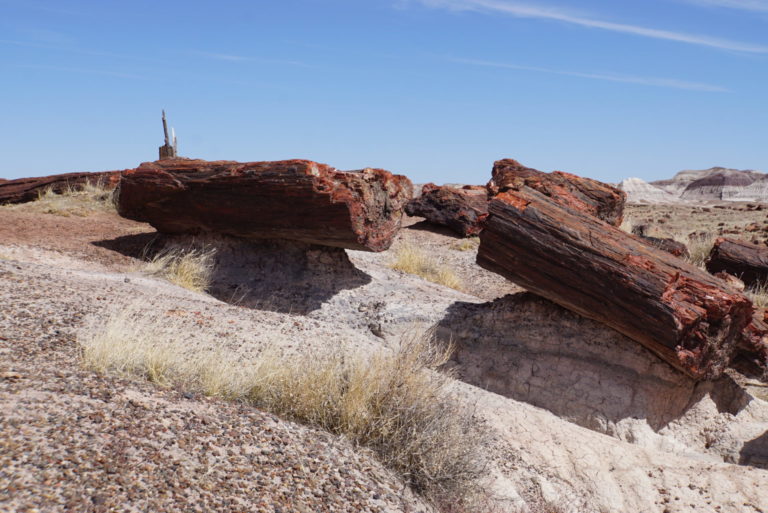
[0,258,432,513]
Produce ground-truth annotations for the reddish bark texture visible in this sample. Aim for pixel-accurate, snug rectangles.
[477,185,754,380]
[488,159,626,226]
[0,171,122,205]
[706,238,768,287]
[117,158,413,252]
[733,312,768,379]
[405,183,488,237]
[637,235,690,259]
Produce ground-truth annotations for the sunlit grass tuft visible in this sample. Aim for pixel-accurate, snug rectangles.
[143,246,216,293]
[390,244,462,291]
[2,179,116,217]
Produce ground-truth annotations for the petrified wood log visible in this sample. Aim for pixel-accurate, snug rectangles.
[117,158,413,252]
[0,171,122,205]
[488,159,626,226]
[733,311,768,379]
[405,183,488,237]
[477,186,754,379]
[638,235,690,259]
[706,238,768,287]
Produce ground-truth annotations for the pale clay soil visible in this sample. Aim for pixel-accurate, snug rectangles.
[1,204,768,512]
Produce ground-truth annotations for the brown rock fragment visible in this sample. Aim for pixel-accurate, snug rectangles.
[405,183,488,237]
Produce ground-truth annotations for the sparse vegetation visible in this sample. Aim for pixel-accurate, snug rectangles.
[79,306,485,507]
[450,237,480,251]
[746,280,768,309]
[2,180,116,217]
[684,232,716,268]
[142,246,216,293]
[390,243,463,290]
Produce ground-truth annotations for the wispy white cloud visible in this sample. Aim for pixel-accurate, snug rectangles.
[16,63,150,80]
[682,0,768,12]
[195,51,314,68]
[450,57,730,92]
[416,0,768,52]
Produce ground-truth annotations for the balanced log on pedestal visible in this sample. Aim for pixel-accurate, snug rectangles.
[117,158,413,252]
[477,185,758,380]
[488,159,626,226]
[405,183,488,237]
[0,171,123,205]
[706,238,768,287]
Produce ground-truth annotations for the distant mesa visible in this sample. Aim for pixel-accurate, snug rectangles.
[621,166,765,204]
[618,177,678,204]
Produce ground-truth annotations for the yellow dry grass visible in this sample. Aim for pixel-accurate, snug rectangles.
[79,306,484,506]
[450,237,480,252]
[746,281,768,309]
[2,180,116,217]
[390,244,462,291]
[142,246,216,293]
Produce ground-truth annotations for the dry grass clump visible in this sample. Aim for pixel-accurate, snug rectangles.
[684,232,716,268]
[142,246,216,293]
[450,237,480,252]
[391,244,462,291]
[3,180,116,217]
[745,281,768,309]
[79,306,483,506]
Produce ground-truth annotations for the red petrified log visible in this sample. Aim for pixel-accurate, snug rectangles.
[488,159,626,226]
[405,183,488,237]
[706,238,768,287]
[477,186,755,380]
[733,311,768,379]
[0,171,123,205]
[117,159,413,252]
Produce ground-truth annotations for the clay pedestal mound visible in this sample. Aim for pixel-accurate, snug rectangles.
[405,183,488,237]
[477,185,757,380]
[0,171,123,205]
[488,159,626,226]
[117,159,413,252]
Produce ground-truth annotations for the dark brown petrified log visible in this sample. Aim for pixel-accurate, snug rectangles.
[117,158,413,252]
[706,238,768,287]
[488,159,626,226]
[405,183,488,237]
[732,311,768,379]
[477,186,755,380]
[0,171,122,205]
[638,235,690,259]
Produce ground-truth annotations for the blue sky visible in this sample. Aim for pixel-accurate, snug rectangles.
[1,0,766,184]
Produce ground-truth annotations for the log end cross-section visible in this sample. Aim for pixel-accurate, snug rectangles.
[117,159,413,252]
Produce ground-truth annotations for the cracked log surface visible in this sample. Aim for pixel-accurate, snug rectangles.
[488,159,626,226]
[0,171,123,205]
[117,158,413,252]
[706,238,768,287]
[477,186,757,380]
[405,183,488,237]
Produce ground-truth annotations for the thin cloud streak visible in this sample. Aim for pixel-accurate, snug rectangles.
[195,51,315,68]
[16,63,151,80]
[419,0,768,52]
[451,57,730,92]
[683,0,768,11]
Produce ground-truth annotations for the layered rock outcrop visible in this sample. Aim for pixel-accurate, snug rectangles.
[489,159,626,226]
[405,184,488,237]
[618,177,678,204]
[117,158,413,252]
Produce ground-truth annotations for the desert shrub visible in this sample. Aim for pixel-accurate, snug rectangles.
[142,246,216,293]
[79,306,484,507]
[450,237,480,252]
[390,243,462,290]
[3,179,116,217]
